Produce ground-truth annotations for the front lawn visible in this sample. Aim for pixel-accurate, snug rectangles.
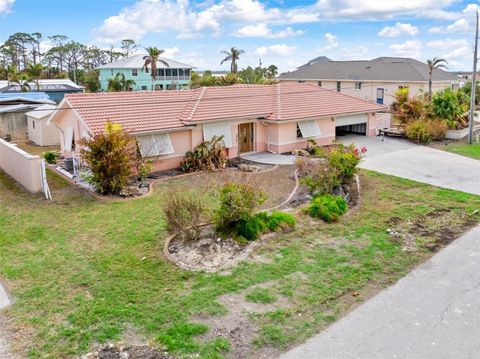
[0,167,479,358]
[433,141,480,160]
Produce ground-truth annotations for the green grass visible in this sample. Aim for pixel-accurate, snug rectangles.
[245,288,277,304]
[438,142,480,160]
[0,168,479,358]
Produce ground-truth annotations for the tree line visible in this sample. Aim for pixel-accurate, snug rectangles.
[0,32,140,91]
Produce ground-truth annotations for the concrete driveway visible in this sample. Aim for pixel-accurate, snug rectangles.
[339,134,480,195]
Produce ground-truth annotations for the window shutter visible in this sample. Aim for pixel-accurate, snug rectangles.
[298,120,321,138]
[137,133,174,157]
[64,127,74,151]
[203,123,233,148]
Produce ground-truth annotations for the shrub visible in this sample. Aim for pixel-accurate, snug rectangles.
[43,151,58,164]
[138,162,153,182]
[431,88,468,130]
[307,194,348,223]
[213,182,267,237]
[297,144,361,196]
[163,192,207,241]
[405,119,447,143]
[180,136,227,172]
[80,122,136,194]
[390,89,428,125]
[262,211,296,231]
[327,144,361,184]
[235,215,266,241]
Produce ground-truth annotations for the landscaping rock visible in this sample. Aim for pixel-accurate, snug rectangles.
[119,185,144,197]
[293,149,310,157]
[238,164,262,172]
[81,344,173,359]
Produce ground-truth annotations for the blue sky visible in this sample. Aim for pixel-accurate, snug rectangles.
[0,0,478,72]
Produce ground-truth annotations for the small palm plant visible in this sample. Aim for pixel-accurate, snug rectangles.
[107,73,136,92]
[427,57,448,101]
[221,47,245,74]
[142,47,169,90]
[25,63,43,91]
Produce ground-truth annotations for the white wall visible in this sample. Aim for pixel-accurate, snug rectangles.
[0,138,42,193]
[28,116,60,147]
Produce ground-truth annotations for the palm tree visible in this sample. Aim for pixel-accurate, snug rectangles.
[220,47,245,74]
[142,47,169,90]
[13,74,32,92]
[427,57,448,101]
[25,63,43,91]
[107,73,136,92]
[266,64,278,79]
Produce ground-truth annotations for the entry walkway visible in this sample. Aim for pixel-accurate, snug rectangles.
[240,152,296,165]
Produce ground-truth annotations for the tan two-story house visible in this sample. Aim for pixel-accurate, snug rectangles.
[279,57,460,108]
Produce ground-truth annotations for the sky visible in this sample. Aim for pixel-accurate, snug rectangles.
[0,0,479,72]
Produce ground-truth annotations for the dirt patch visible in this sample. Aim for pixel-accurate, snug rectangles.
[388,208,478,252]
[82,344,173,359]
[165,225,266,272]
[194,278,298,359]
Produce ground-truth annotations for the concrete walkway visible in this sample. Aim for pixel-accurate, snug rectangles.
[339,135,480,195]
[240,152,296,165]
[0,282,13,359]
[280,225,480,359]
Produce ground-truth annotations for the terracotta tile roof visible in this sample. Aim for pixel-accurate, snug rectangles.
[63,83,385,134]
[64,91,193,134]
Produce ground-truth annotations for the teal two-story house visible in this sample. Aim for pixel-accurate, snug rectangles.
[98,54,194,92]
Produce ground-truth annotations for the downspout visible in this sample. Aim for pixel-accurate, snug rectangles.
[262,121,275,154]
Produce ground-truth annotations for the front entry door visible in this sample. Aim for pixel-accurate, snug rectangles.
[238,123,253,153]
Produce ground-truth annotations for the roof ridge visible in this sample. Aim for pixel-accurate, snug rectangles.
[275,83,281,120]
[181,87,206,122]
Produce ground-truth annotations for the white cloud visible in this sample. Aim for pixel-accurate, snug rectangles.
[317,32,338,52]
[427,38,469,48]
[95,0,463,42]
[312,0,458,20]
[443,46,471,59]
[0,0,14,14]
[390,39,422,58]
[255,44,296,57]
[234,24,304,38]
[162,46,180,58]
[338,45,369,60]
[378,22,419,37]
[428,18,472,34]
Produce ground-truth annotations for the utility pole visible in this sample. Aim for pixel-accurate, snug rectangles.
[469,10,479,144]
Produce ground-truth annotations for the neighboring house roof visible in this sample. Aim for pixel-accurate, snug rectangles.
[0,92,56,106]
[97,54,194,70]
[25,104,57,119]
[297,56,332,69]
[0,104,43,114]
[0,79,84,93]
[58,83,385,135]
[279,57,460,82]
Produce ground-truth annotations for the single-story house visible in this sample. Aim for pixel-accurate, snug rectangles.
[25,104,59,146]
[0,79,84,103]
[0,92,56,141]
[278,57,461,108]
[48,83,386,172]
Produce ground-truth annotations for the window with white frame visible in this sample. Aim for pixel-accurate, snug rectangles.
[203,123,233,148]
[297,120,322,138]
[355,82,362,90]
[136,133,174,157]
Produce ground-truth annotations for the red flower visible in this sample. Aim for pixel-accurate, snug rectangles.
[361,146,367,153]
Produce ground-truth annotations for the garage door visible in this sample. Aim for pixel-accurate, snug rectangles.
[335,114,368,126]
[335,114,368,136]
